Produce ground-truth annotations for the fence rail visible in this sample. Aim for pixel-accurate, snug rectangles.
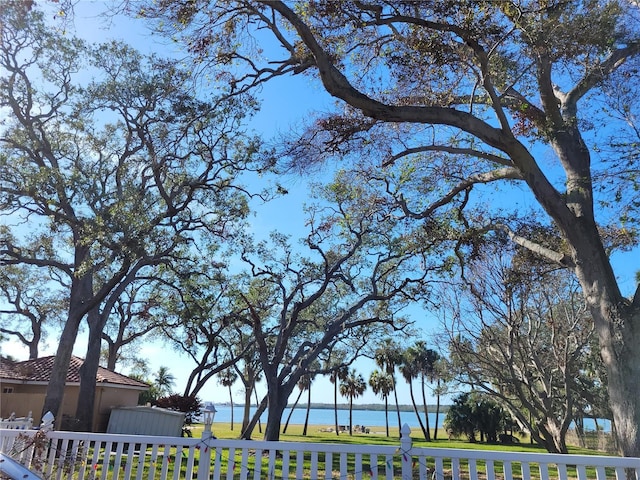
[0,412,33,430]
[1,425,639,480]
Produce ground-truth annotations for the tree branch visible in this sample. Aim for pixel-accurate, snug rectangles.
[383,144,513,168]
[262,1,511,152]
[564,42,640,116]
[490,223,575,268]
[396,167,524,219]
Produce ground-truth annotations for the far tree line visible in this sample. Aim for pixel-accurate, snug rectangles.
[0,0,635,456]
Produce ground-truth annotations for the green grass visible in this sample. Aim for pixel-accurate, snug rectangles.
[199,422,599,456]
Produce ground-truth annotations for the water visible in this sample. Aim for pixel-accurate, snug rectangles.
[211,405,442,430]
[209,405,610,432]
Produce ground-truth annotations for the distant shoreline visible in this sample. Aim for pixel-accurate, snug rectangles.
[215,402,450,413]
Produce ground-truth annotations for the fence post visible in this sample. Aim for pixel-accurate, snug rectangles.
[400,423,412,480]
[29,411,55,476]
[197,427,213,480]
[40,411,54,431]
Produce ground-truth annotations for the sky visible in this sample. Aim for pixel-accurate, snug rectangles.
[3,1,639,409]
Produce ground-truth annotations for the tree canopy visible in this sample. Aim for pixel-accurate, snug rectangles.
[3,0,640,452]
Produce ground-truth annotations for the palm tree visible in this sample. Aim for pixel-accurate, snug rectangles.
[431,355,447,440]
[400,350,429,440]
[218,369,238,430]
[339,369,367,435]
[282,374,311,434]
[369,369,394,437]
[374,338,403,434]
[407,341,441,440]
[326,353,349,436]
[302,368,318,436]
[153,366,175,398]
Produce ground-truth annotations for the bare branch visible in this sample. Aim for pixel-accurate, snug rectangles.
[383,144,513,168]
[565,42,640,115]
[397,167,524,219]
[490,223,575,268]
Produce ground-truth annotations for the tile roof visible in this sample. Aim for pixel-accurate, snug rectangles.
[0,356,149,389]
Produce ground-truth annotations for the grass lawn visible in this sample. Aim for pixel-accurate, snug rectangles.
[191,422,602,457]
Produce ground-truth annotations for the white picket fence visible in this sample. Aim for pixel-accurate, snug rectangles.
[1,424,639,480]
[0,412,34,430]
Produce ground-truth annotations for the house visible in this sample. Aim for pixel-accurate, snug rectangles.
[0,355,149,432]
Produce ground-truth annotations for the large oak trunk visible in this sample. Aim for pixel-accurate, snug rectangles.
[570,227,640,457]
[41,316,82,426]
[261,375,300,441]
[42,270,93,425]
[263,392,289,441]
[75,307,103,431]
[593,303,640,456]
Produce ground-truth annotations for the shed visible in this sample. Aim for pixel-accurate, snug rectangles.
[106,406,185,437]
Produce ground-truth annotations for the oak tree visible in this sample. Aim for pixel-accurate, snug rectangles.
[0,3,257,429]
[445,243,606,453]
[229,172,447,440]
[0,264,66,359]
